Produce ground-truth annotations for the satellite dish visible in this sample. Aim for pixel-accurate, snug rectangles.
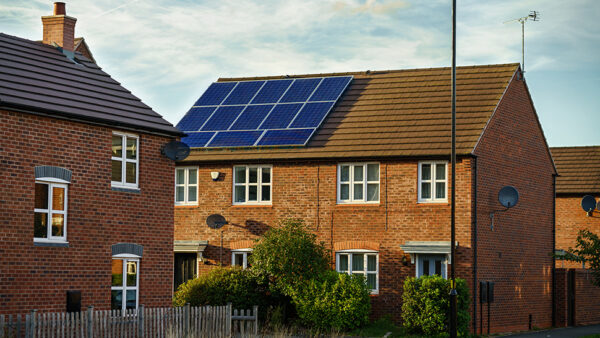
[206,214,227,229]
[581,195,597,213]
[498,186,519,208]
[162,140,190,161]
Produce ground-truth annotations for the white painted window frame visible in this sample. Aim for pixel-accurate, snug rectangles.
[232,165,272,205]
[418,161,448,203]
[111,255,140,314]
[337,162,380,204]
[415,253,448,279]
[231,249,252,269]
[175,166,199,206]
[111,132,139,189]
[335,250,379,294]
[34,179,68,243]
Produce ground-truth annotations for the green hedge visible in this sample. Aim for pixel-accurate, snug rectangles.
[401,275,470,336]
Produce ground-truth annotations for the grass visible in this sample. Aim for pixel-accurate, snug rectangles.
[580,335,600,338]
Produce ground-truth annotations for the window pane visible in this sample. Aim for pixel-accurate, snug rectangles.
[112,135,122,157]
[423,259,430,276]
[353,183,363,200]
[176,169,185,184]
[421,182,431,199]
[367,273,377,290]
[249,168,258,183]
[234,186,246,203]
[261,186,270,201]
[367,164,379,181]
[234,167,246,184]
[435,260,442,276]
[340,165,349,182]
[248,186,258,201]
[367,184,379,202]
[262,168,271,183]
[421,164,431,180]
[188,169,197,185]
[126,162,136,184]
[112,260,123,286]
[51,214,64,236]
[34,212,47,238]
[176,186,185,202]
[112,160,122,182]
[435,164,446,180]
[188,186,197,202]
[234,253,244,266]
[111,290,122,310]
[354,165,363,181]
[435,182,446,199]
[126,261,137,286]
[126,138,137,160]
[339,255,348,272]
[52,187,65,211]
[35,183,48,209]
[340,184,349,200]
[125,290,136,309]
[367,255,377,272]
[352,254,364,271]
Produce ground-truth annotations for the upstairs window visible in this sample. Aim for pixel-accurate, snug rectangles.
[418,161,447,203]
[112,132,139,188]
[338,163,379,204]
[34,181,68,242]
[336,251,379,293]
[175,167,198,205]
[233,165,271,205]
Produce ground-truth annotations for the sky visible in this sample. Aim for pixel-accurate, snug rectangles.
[1,0,599,147]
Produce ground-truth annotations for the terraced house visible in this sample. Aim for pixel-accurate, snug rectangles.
[173,63,557,333]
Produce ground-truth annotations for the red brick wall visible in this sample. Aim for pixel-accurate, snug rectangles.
[554,269,600,327]
[473,75,555,333]
[0,109,175,314]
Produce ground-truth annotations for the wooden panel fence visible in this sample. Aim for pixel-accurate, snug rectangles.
[0,304,258,338]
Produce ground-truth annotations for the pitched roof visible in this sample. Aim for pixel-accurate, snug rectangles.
[183,63,519,162]
[73,37,95,63]
[551,146,600,194]
[0,33,182,136]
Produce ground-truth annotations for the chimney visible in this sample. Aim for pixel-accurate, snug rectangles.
[41,2,77,51]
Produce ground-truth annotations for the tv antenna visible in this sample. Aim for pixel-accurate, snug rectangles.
[504,11,540,74]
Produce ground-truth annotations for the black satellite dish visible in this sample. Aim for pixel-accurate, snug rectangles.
[581,195,597,213]
[162,140,190,161]
[206,214,227,229]
[498,186,519,208]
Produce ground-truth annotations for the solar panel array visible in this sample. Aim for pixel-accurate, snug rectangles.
[177,76,353,148]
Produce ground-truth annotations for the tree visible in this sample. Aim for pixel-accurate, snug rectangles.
[563,229,600,287]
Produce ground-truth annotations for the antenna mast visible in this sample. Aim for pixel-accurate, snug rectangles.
[504,11,540,74]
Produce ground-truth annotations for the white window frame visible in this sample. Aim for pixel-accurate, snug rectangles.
[335,250,379,294]
[231,249,252,269]
[111,255,140,314]
[175,166,199,206]
[34,179,68,243]
[418,161,448,203]
[111,132,139,189]
[337,162,380,204]
[415,254,448,279]
[232,165,272,205]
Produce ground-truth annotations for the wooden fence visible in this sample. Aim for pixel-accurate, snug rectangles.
[0,304,258,338]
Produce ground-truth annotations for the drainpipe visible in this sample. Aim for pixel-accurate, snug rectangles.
[472,156,478,333]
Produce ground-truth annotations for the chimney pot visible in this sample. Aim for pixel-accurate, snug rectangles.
[54,2,66,15]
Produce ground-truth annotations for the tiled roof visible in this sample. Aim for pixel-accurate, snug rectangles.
[551,146,600,194]
[183,63,518,162]
[0,33,182,136]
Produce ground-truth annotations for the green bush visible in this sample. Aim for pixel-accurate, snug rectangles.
[292,270,371,331]
[401,275,470,336]
[173,266,268,310]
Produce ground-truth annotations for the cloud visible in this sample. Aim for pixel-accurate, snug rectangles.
[333,0,409,15]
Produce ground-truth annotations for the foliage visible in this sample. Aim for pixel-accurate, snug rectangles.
[249,218,330,296]
[563,229,600,287]
[291,270,371,332]
[401,275,471,336]
[348,316,407,337]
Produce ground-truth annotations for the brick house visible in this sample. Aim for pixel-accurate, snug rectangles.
[0,3,182,314]
[173,64,556,333]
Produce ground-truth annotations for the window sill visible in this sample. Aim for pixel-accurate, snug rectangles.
[34,240,69,248]
[175,204,199,208]
[416,201,449,206]
[111,186,141,193]
[231,204,273,208]
[335,203,381,207]
[369,291,380,296]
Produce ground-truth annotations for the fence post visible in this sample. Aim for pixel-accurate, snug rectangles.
[138,305,145,338]
[227,303,232,338]
[86,306,94,338]
[253,305,258,336]
[184,303,190,337]
[31,309,37,338]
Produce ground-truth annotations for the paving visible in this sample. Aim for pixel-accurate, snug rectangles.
[504,325,600,338]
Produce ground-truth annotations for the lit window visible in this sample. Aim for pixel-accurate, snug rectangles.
[233,165,271,205]
[418,162,447,203]
[34,181,68,242]
[111,258,139,313]
[338,163,379,203]
[416,254,447,279]
[112,132,139,188]
[175,167,198,205]
[232,249,252,269]
[336,251,378,293]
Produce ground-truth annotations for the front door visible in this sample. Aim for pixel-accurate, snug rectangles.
[174,253,197,291]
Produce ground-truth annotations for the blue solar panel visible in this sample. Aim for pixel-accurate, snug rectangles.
[194,82,236,106]
[182,132,215,147]
[280,78,322,103]
[207,131,263,147]
[230,105,274,130]
[259,103,302,129]
[176,107,216,132]
[201,106,245,131]
[289,102,335,128]
[257,129,314,146]
[222,81,265,105]
[309,77,352,102]
[251,79,293,104]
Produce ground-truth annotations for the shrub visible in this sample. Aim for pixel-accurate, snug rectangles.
[401,275,470,336]
[562,229,600,287]
[292,270,371,331]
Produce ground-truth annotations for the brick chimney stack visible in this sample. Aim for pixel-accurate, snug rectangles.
[42,2,77,51]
